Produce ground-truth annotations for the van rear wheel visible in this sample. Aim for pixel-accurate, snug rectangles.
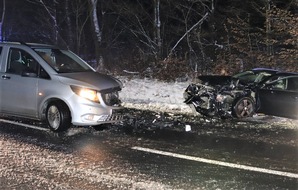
[46,102,71,132]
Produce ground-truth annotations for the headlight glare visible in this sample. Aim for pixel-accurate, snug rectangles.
[79,89,98,102]
[71,86,99,102]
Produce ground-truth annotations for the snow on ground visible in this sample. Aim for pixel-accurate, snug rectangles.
[119,76,193,114]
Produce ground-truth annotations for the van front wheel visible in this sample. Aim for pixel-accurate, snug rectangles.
[46,102,71,132]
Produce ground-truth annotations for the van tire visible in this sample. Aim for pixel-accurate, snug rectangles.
[46,102,71,132]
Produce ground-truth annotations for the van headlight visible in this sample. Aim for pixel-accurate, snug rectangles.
[71,86,99,102]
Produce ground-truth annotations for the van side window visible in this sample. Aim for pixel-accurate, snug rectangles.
[39,66,50,79]
[0,47,2,54]
[7,48,39,76]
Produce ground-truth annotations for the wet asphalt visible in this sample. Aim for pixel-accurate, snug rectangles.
[0,108,297,189]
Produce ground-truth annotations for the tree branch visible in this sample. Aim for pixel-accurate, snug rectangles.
[167,12,209,59]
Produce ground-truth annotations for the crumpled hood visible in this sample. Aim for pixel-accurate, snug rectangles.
[58,72,122,92]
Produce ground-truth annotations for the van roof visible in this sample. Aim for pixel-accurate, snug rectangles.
[0,41,58,49]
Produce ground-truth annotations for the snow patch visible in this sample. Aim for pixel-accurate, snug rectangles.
[119,77,193,114]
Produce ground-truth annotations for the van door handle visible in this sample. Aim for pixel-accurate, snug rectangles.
[1,75,11,80]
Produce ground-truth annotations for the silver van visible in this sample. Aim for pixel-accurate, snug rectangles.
[0,42,123,132]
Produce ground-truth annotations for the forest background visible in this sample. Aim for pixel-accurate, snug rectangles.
[0,0,297,81]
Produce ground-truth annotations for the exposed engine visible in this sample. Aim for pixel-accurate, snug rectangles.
[184,80,252,118]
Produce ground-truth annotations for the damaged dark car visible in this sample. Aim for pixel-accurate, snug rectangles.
[254,72,298,119]
[184,68,298,119]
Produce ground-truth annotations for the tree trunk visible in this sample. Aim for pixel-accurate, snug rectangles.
[89,0,104,71]
[0,0,6,42]
[65,0,74,50]
[153,0,162,59]
[265,0,273,55]
[74,0,90,55]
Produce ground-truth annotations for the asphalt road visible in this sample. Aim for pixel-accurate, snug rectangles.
[0,109,297,189]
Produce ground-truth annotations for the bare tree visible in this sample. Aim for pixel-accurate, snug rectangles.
[65,0,74,49]
[72,0,91,54]
[153,0,162,59]
[168,12,209,58]
[5,0,295,74]
[265,0,273,55]
[26,0,59,44]
[0,0,5,42]
[166,0,213,74]
[89,0,104,71]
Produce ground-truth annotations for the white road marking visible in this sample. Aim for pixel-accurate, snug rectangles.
[132,146,298,179]
[0,119,50,131]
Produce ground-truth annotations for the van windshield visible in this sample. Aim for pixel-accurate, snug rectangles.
[34,48,93,73]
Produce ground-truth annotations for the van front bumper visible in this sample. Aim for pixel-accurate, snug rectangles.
[68,96,124,126]
[78,107,124,125]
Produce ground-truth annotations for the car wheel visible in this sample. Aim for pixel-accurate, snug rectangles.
[46,102,71,132]
[233,97,255,118]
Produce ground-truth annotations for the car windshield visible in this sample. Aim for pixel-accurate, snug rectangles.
[34,48,93,73]
[233,70,274,84]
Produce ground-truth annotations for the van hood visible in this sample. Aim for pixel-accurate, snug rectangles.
[58,72,122,92]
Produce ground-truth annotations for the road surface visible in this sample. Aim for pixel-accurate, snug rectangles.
[0,109,297,189]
